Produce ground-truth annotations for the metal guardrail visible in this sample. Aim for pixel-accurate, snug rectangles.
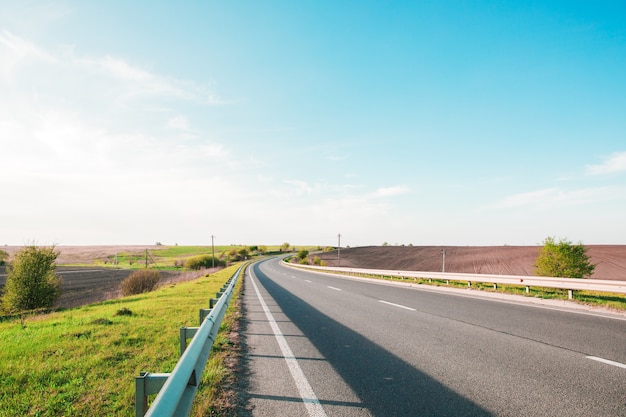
[135,264,245,417]
[287,263,626,299]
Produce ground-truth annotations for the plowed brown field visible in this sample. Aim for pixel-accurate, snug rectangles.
[0,246,214,309]
[317,245,626,281]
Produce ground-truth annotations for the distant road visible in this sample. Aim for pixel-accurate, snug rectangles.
[243,258,626,416]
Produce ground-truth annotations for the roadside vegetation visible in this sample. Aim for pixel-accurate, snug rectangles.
[0,264,244,416]
[1,245,62,315]
[120,270,161,296]
[535,236,596,278]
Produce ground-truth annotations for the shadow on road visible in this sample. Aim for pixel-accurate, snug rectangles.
[248,262,494,417]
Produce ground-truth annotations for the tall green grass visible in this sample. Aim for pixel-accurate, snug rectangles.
[0,264,242,416]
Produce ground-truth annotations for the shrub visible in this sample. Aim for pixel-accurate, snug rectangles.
[535,237,596,278]
[184,255,225,270]
[120,270,161,296]
[1,245,62,314]
[297,250,309,260]
[0,249,8,266]
[114,307,133,316]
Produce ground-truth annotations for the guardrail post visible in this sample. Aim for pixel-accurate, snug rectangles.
[468,281,471,287]
[209,298,219,308]
[180,327,199,355]
[493,283,497,290]
[568,289,573,300]
[135,372,170,417]
[200,308,211,324]
[526,286,530,294]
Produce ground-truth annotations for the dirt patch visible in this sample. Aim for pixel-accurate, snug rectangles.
[317,245,626,281]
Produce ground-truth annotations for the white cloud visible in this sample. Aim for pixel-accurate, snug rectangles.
[1,31,226,106]
[0,30,56,78]
[283,180,322,195]
[485,186,622,210]
[167,115,191,131]
[77,55,196,101]
[585,151,626,175]
[370,185,410,199]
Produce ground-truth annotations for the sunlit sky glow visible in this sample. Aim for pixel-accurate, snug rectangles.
[1,1,625,247]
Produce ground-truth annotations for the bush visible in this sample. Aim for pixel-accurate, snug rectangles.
[120,270,161,296]
[535,237,596,278]
[1,245,62,313]
[184,255,225,270]
[0,249,8,266]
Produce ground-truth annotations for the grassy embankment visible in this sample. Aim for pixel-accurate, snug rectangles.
[0,264,244,416]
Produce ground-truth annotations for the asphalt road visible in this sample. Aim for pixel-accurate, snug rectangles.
[242,258,626,417]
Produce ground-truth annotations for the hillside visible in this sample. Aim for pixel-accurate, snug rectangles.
[317,245,626,281]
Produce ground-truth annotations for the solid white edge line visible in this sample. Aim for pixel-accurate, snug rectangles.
[327,286,342,291]
[586,356,626,369]
[249,272,328,417]
[378,300,417,311]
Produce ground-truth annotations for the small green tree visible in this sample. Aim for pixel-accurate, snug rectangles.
[280,242,290,253]
[297,249,309,261]
[2,245,62,313]
[535,237,595,278]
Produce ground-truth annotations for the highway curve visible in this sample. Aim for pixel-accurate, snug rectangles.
[241,257,626,417]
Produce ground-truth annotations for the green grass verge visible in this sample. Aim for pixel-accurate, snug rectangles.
[0,264,244,417]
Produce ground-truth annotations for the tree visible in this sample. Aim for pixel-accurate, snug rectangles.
[1,245,62,313]
[297,249,309,260]
[280,242,290,252]
[534,237,595,278]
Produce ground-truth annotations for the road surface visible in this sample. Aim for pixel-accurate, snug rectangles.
[242,258,626,416]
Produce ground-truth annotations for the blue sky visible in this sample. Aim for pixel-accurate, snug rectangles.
[1,1,625,247]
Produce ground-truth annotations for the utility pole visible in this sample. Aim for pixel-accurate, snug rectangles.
[211,235,215,269]
[338,233,341,267]
[441,249,446,273]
